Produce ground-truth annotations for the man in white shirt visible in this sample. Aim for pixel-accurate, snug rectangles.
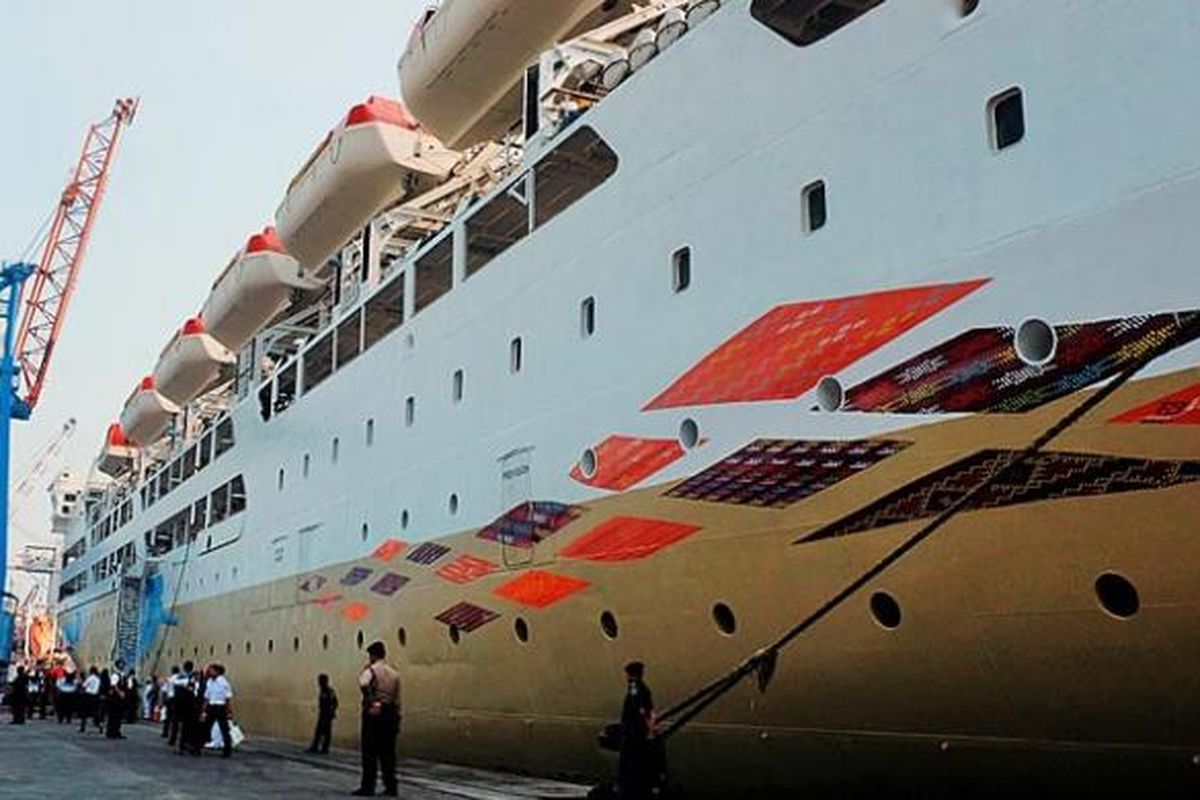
[79,667,102,733]
[161,665,178,741]
[203,664,234,758]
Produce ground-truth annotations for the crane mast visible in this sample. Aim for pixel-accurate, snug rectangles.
[14,98,137,417]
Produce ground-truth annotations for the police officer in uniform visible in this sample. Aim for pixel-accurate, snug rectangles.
[618,661,656,800]
[174,661,201,756]
[352,641,401,797]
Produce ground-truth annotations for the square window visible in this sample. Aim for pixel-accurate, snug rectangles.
[672,247,691,293]
[510,337,523,374]
[802,180,827,233]
[452,369,464,403]
[405,396,416,426]
[990,87,1024,150]
[580,297,596,338]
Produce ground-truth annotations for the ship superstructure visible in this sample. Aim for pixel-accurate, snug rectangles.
[56,1,1200,795]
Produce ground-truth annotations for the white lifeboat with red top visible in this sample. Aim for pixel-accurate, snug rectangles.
[397,0,632,148]
[274,96,458,271]
[199,227,308,353]
[96,423,137,476]
[152,317,235,406]
[119,376,180,447]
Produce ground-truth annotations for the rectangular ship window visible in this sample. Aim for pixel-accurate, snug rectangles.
[275,362,297,413]
[989,87,1025,150]
[214,418,235,458]
[405,396,416,427]
[414,235,454,314]
[466,182,529,277]
[580,296,596,338]
[510,337,523,374]
[751,0,886,47]
[211,483,230,524]
[672,247,691,292]
[303,331,334,395]
[230,476,246,515]
[534,127,619,228]
[336,308,363,370]
[363,272,404,351]
[452,369,464,403]
[803,180,827,233]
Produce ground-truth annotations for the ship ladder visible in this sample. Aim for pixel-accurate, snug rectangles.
[653,312,1200,742]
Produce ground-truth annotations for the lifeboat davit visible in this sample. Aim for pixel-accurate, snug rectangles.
[200,227,308,352]
[398,0,632,148]
[274,96,458,272]
[96,423,137,477]
[152,317,235,406]
[119,376,180,447]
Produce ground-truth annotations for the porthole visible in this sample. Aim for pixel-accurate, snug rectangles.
[679,418,700,449]
[366,418,375,446]
[452,369,464,403]
[448,624,461,644]
[600,610,619,640]
[361,522,369,542]
[397,627,407,647]
[580,296,597,338]
[278,467,285,491]
[961,0,979,15]
[580,448,599,479]
[514,617,530,644]
[1015,318,1056,366]
[225,643,232,655]
[267,639,274,654]
[322,633,329,651]
[356,630,364,649]
[208,645,214,656]
[1095,572,1139,618]
[869,591,902,629]
[245,641,252,654]
[510,337,523,374]
[302,453,310,478]
[331,437,340,464]
[405,396,416,427]
[293,636,300,652]
[815,376,845,412]
[448,493,459,515]
[712,602,737,636]
[400,509,410,530]
[671,247,691,293]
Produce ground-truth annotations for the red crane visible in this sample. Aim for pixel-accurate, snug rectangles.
[14,98,138,416]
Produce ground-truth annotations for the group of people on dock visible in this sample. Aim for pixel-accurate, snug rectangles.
[159,661,237,757]
[4,656,140,740]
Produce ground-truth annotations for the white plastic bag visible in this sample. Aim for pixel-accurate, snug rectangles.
[205,720,246,750]
[230,722,245,748]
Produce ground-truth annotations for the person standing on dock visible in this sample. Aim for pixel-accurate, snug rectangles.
[7,665,29,725]
[352,641,401,797]
[55,670,78,724]
[79,667,102,733]
[162,665,179,741]
[306,673,338,754]
[174,661,201,755]
[203,663,234,758]
[617,661,657,800]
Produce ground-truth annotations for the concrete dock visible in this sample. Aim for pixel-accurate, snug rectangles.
[0,716,593,799]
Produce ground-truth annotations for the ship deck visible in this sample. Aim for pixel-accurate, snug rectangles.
[0,713,592,800]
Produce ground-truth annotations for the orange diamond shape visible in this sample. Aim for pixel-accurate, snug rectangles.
[341,601,370,622]
[371,539,407,562]
[492,570,590,609]
[560,516,701,562]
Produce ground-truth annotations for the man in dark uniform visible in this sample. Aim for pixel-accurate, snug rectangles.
[174,661,201,756]
[8,665,29,724]
[352,641,401,797]
[306,673,338,754]
[618,661,656,800]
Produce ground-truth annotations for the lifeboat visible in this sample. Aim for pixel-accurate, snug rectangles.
[398,1,634,148]
[96,423,137,477]
[118,376,180,447]
[152,317,235,406]
[274,96,459,272]
[199,227,309,352]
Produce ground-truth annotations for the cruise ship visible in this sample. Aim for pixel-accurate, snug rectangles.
[54,1,1200,796]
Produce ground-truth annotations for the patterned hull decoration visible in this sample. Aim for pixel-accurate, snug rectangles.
[341,601,370,622]
[405,541,451,565]
[310,592,343,609]
[341,566,373,586]
[299,574,327,593]
[436,554,500,584]
[477,501,585,549]
[493,570,591,609]
[570,435,685,491]
[560,516,702,561]
[435,601,500,633]
[369,572,411,596]
[1111,381,1200,425]
[800,449,1200,543]
[844,312,1200,414]
[667,438,911,508]
[371,539,407,562]
[643,279,988,410]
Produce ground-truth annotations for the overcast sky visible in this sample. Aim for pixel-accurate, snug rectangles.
[1,0,426,593]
